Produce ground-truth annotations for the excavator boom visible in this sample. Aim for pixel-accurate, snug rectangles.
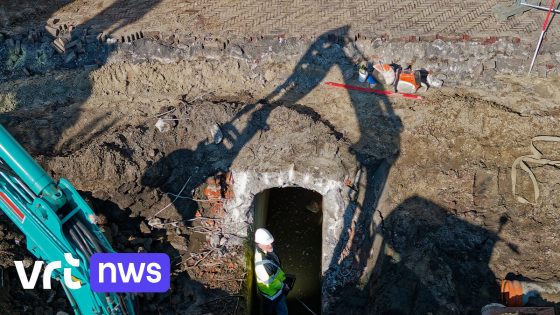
[0,124,135,315]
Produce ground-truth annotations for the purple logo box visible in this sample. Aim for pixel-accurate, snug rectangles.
[90,253,170,292]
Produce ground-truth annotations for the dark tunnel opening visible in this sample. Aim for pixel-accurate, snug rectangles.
[252,187,323,315]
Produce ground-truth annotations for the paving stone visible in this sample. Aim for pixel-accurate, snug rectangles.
[483,60,496,69]
[31,0,552,41]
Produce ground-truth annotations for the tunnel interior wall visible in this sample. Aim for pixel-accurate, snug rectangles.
[253,189,270,231]
[223,169,351,313]
[251,186,324,314]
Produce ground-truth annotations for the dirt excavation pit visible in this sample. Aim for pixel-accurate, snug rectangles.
[1,96,359,314]
[2,34,560,315]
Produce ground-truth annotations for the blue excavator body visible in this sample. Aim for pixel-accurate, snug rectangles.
[0,124,136,315]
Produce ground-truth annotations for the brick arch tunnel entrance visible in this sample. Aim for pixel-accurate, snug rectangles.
[253,187,323,315]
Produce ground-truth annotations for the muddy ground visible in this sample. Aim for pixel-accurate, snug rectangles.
[1,34,560,315]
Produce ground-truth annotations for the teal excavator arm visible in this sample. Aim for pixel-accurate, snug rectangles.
[0,124,136,315]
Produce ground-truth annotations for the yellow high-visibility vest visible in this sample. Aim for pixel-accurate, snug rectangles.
[254,249,286,300]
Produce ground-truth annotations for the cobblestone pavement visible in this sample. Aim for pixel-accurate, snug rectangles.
[5,0,559,41]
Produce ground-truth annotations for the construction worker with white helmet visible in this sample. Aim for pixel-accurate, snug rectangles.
[254,228,289,315]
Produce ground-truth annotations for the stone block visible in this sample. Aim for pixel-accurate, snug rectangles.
[484,68,497,78]
[44,25,59,37]
[169,235,188,251]
[473,63,483,77]
[52,38,66,53]
[139,221,151,234]
[496,56,525,74]
[483,60,496,69]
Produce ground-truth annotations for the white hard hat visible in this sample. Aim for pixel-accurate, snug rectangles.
[255,228,274,245]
